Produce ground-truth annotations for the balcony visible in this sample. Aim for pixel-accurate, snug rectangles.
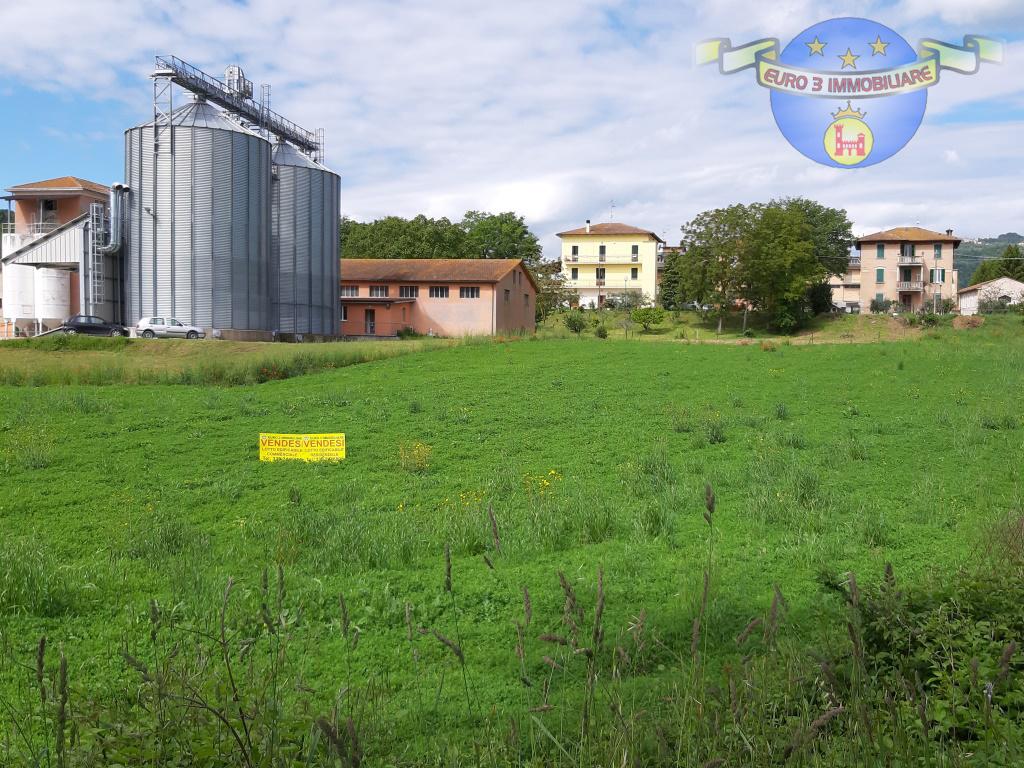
[898,255,922,265]
[570,256,646,266]
[848,257,861,267]
[897,281,924,291]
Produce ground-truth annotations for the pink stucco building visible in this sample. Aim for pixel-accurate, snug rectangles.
[340,258,537,337]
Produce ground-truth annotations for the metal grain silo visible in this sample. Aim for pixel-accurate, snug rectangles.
[123,98,273,331]
[271,142,340,335]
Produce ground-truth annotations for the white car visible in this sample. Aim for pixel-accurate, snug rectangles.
[136,317,206,339]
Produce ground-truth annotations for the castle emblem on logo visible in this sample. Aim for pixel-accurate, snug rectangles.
[696,17,1002,169]
[825,102,872,165]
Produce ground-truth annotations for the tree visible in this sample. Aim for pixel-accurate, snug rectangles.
[678,204,750,334]
[460,211,542,266]
[532,260,578,320]
[563,311,586,335]
[778,197,853,276]
[673,199,839,333]
[631,306,665,331]
[738,202,821,327]
[339,211,543,265]
[970,244,1024,285]
[659,249,687,310]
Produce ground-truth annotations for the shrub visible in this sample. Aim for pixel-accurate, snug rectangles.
[631,306,665,331]
[563,311,586,335]
[594,324,608,339]
[760,341,777,352]
[870,297,895,314]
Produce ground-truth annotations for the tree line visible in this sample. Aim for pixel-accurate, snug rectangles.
[969,243,1024,285]
[660,197,853,332]
[340,211,542,265]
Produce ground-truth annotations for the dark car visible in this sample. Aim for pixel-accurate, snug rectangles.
[63,315,128,337]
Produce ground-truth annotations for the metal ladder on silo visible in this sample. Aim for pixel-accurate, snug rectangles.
[87,203,106,309]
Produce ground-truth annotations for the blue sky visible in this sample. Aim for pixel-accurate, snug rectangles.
[2,0,1022,252]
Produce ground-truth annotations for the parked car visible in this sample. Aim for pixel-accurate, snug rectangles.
[136,317,206,339]
[63,315,128,337]
[682,301,711,312]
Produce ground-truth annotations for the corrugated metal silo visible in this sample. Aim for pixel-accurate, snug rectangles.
[271,142,340,335]
[123,98,273,331]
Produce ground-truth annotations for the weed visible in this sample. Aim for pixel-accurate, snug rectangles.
[400,442,433,473]
[774,402,789,421]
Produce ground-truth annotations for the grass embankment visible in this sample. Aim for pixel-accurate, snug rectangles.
[1,324,1022,764]
[540,308,947,344]
[0,334,461,385]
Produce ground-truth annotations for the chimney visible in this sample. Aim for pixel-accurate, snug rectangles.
[945,228,953,236]
[585,219,591,234]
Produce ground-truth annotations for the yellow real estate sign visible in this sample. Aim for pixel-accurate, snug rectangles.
[259,433,346,462]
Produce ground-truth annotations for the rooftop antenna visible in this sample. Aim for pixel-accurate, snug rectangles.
[609,199,616,221]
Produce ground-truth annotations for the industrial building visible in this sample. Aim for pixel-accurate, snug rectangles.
[0,56,341,340]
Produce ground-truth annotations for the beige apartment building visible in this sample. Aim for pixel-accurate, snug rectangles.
[558,221,664,307]
[830,227,960,313]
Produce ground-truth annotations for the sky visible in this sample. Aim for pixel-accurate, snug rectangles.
[2,0,1023,255]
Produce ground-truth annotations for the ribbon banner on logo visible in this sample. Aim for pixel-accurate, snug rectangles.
[259,433,347,462]
[696,35,1003,99]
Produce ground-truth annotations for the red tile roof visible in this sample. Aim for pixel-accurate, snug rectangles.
[857,226,960,245]
[340,258,537,291]
[6,176,110,196]
[557,222,666,243]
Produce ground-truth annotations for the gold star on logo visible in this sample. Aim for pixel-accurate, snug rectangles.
[838,48,860,69]
[805,36,826,56]
[869,36,889,56]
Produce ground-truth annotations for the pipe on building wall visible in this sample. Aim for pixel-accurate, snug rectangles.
[98,183,128,254]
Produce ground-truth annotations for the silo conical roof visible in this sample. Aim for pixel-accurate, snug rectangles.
[136,100,264,136]
[272,141,329,170]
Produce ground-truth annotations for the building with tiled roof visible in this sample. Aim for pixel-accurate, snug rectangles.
[6,176,111,197]
[557,220,663,308]
[339,258,536,337]
[829,226,960,314]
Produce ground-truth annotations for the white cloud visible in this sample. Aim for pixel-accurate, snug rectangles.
[1,0,1022,253]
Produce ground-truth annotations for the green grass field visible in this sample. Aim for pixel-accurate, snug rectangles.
[1,319,1022,765]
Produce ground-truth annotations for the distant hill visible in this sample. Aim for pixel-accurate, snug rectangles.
[956,232,1022,285]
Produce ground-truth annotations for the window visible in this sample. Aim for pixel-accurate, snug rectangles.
[504,289,510,302]
[341,305,348,321]
[524,293,529,306]
[369,285,389,298]
[596,267,606,280]
[429,286,449,298]
[340,285,359,297]
[599,245,606,256]
[930,268,946,284]
[571,245,579,256]
[631,267,638,280]
[460,286,480,299]
[571,267,578,280]
[934,243,942,260]
[399,285,418,298]
[152,318,164,325]
[876,243,884,259]
[631,245,639,256]
[401,307,407,322]
[875,268,885,283]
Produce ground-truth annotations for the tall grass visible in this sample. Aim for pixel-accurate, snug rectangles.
[2,492,1019,766]
[0,337,465,386]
